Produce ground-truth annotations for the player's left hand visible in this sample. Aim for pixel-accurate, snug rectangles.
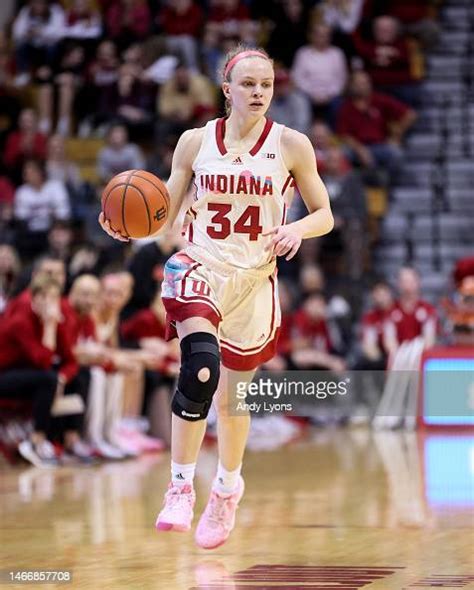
[263,223,303,261]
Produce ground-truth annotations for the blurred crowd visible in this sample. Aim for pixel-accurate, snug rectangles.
[0,0,472,467]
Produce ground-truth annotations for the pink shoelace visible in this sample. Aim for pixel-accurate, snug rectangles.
[205,492,235,526]
[164,484,194,511]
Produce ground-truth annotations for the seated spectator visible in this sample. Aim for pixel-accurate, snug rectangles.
[157,0,203,71]
[12,0,65,84]
[14,159,71,258]
[3,108,48,184]
[88,271,144,457]
[59,274,111,461]
[47,220,74,266]
[291,292,346,371]
[0,274,77,467]
[157,62,217,138]
[310,119,351,175]
[298,262,351,349]
[357,280,394,369]
[291,23,347,125]
[337,71,416,181]
[36,42,87,136]
[267,67,312,135]
[266,0,309,69]
[63,0,102,44]
[0,244,21,315]
[319,0,365,35]
[384,267,437,361]
[320,146,367,280]
[78,40,119,131]
[121,286,179,445]
[383,0,440,50]
[105,67,156,140]
[443,277,474,347]
[46,134,82,197]
[97,123,145,184]
[105,0,151,50]
[5,255,68,318]
[353,15,420,106]
[208,0,252,39]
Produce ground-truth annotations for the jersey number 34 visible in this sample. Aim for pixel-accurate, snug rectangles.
[206,203,263,241]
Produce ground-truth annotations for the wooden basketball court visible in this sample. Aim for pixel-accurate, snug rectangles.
[1,430,473,589]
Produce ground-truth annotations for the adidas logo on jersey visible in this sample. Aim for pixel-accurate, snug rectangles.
[232,156,243,165]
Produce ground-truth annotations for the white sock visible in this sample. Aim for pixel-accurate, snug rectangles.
[214,461,242,495]
[171,461,196,487]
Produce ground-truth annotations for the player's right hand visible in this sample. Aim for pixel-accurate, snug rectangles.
[98,212,129,242]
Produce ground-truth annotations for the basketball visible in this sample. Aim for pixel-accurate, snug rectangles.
[101,170,170,239]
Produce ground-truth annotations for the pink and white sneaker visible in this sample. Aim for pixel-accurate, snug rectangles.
[195,477,245,550]
[155,483,195,532]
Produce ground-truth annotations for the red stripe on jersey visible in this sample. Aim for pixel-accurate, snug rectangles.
[188,222,193,242]
[215,117,274,156]
[281,173,293,195]
[249,118,274,156]
[216,118,227,155]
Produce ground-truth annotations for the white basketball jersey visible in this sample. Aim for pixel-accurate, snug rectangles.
[186,117,295,269]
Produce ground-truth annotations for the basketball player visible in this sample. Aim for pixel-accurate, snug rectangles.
[99,46,334,549]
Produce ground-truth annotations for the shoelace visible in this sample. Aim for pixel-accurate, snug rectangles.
[206,492,234,526]
[165,486,193,512]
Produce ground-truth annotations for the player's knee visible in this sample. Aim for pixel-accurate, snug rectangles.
[172,332,220,422]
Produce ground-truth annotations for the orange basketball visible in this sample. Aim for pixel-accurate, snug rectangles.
[101,170,170,239]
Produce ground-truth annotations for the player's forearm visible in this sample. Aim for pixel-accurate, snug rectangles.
[291,207,334,239]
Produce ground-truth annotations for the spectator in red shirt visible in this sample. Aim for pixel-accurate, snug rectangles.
[358,280,394,368]
[0,274,77,467]
[209,0,252,39]
[383,0,439,49]
[5,255,67,319]
[384,267,437,358]
[337,70,416,180]
[157,0,203,71]
[105,0,151,49]
[3,108,48,184]
[353,15,420,106]
[291,293,346,372]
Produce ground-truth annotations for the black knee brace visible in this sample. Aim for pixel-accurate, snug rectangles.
[172,332,220,421]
